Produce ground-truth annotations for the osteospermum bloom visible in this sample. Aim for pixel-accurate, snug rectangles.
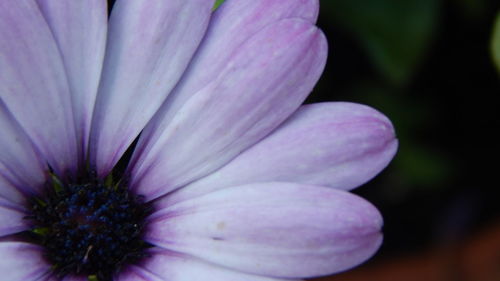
[0,0,398,280]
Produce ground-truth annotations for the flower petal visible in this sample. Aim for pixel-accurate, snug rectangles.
[146,183,383,278]
[35,0,107,161]
[166,102,398,204]
[130,19,328,200]
[132,0,319,154]
[0,102,46,204]
[0,1,78,176]
[89,0,214,176]
[187,0,318,93]
[122,250,301,281]
[41,275,88,281]
[0,197,27,237]
[116,267,162,281]
[156,0,319,107]
[0,175,23,205]
[0,242,50,280]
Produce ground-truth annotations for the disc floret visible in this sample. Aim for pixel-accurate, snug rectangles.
[27,174,152,281]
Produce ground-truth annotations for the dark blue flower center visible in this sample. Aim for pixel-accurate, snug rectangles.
[26,177,152,281]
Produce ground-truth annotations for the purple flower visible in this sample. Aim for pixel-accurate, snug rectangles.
[0,0,398,281]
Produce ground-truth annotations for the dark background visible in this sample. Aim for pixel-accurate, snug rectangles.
[310,0,499,280]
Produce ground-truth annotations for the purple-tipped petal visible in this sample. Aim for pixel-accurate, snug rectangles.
[0,102,46,204]
[147,183,383,278]
[0,242,50,280]
[0,197,27,237]
[130,19,328,200]
[159,0,319,106]
[89,0,214,176]
[0,1,78,176]
[184,0,318,94]
[166,102,397,204]
[120,250,301,281]
[36,0,107,162]
[130,0,320,189]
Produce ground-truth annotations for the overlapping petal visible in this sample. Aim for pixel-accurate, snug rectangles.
[0,197,27,237]
[183,0,319,94]
[89,0,214,176]
[130,19,328,200]
[130,0,320,189]
[36,0,108,161]
[0,101,46,204]
[0,242,50,280]
[143,0,319,120]
[39,274,88,281]
[0,175,23,206]
[0,1,78,176]
[119,251,299,281]
[116,268,163,281]
[165,102,397,205]
[146,182,383,278]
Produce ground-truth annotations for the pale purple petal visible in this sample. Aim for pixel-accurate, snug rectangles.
[0,102,46,204]
[40,275,88,281]
[121,249,301,281]
[116,268,162,281]
[130,19,328,200]
[0,242,50,280]
[0,1,78,176]
[131,0,320,189]
[149,0,319,112]
[0,174,23,205]
[165,102,397,204]
[36,0,107,161]
[146,183,383,278]
[89,0,214,176]
[185,0,318,93]
[0,197,28,237]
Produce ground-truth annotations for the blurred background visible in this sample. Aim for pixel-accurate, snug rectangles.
[308,0,500,280]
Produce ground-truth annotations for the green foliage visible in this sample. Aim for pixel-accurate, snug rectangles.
[321,0,440,86]
[492,12,500,73]
[32,227,50,236]
[454,0,487,21]
[213,0,225,10]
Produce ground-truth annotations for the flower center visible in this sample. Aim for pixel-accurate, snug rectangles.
[26,176,152,281]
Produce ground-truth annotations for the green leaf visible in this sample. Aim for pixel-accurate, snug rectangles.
[32,227,50,236]
[49,172,64,193]
[321,0,440,85]
[33,197,47,207]
[492,12,500,73]
[104,173,114,187]
[213,0,225,11]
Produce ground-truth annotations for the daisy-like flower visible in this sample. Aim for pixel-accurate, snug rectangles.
[0,0,398,281]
